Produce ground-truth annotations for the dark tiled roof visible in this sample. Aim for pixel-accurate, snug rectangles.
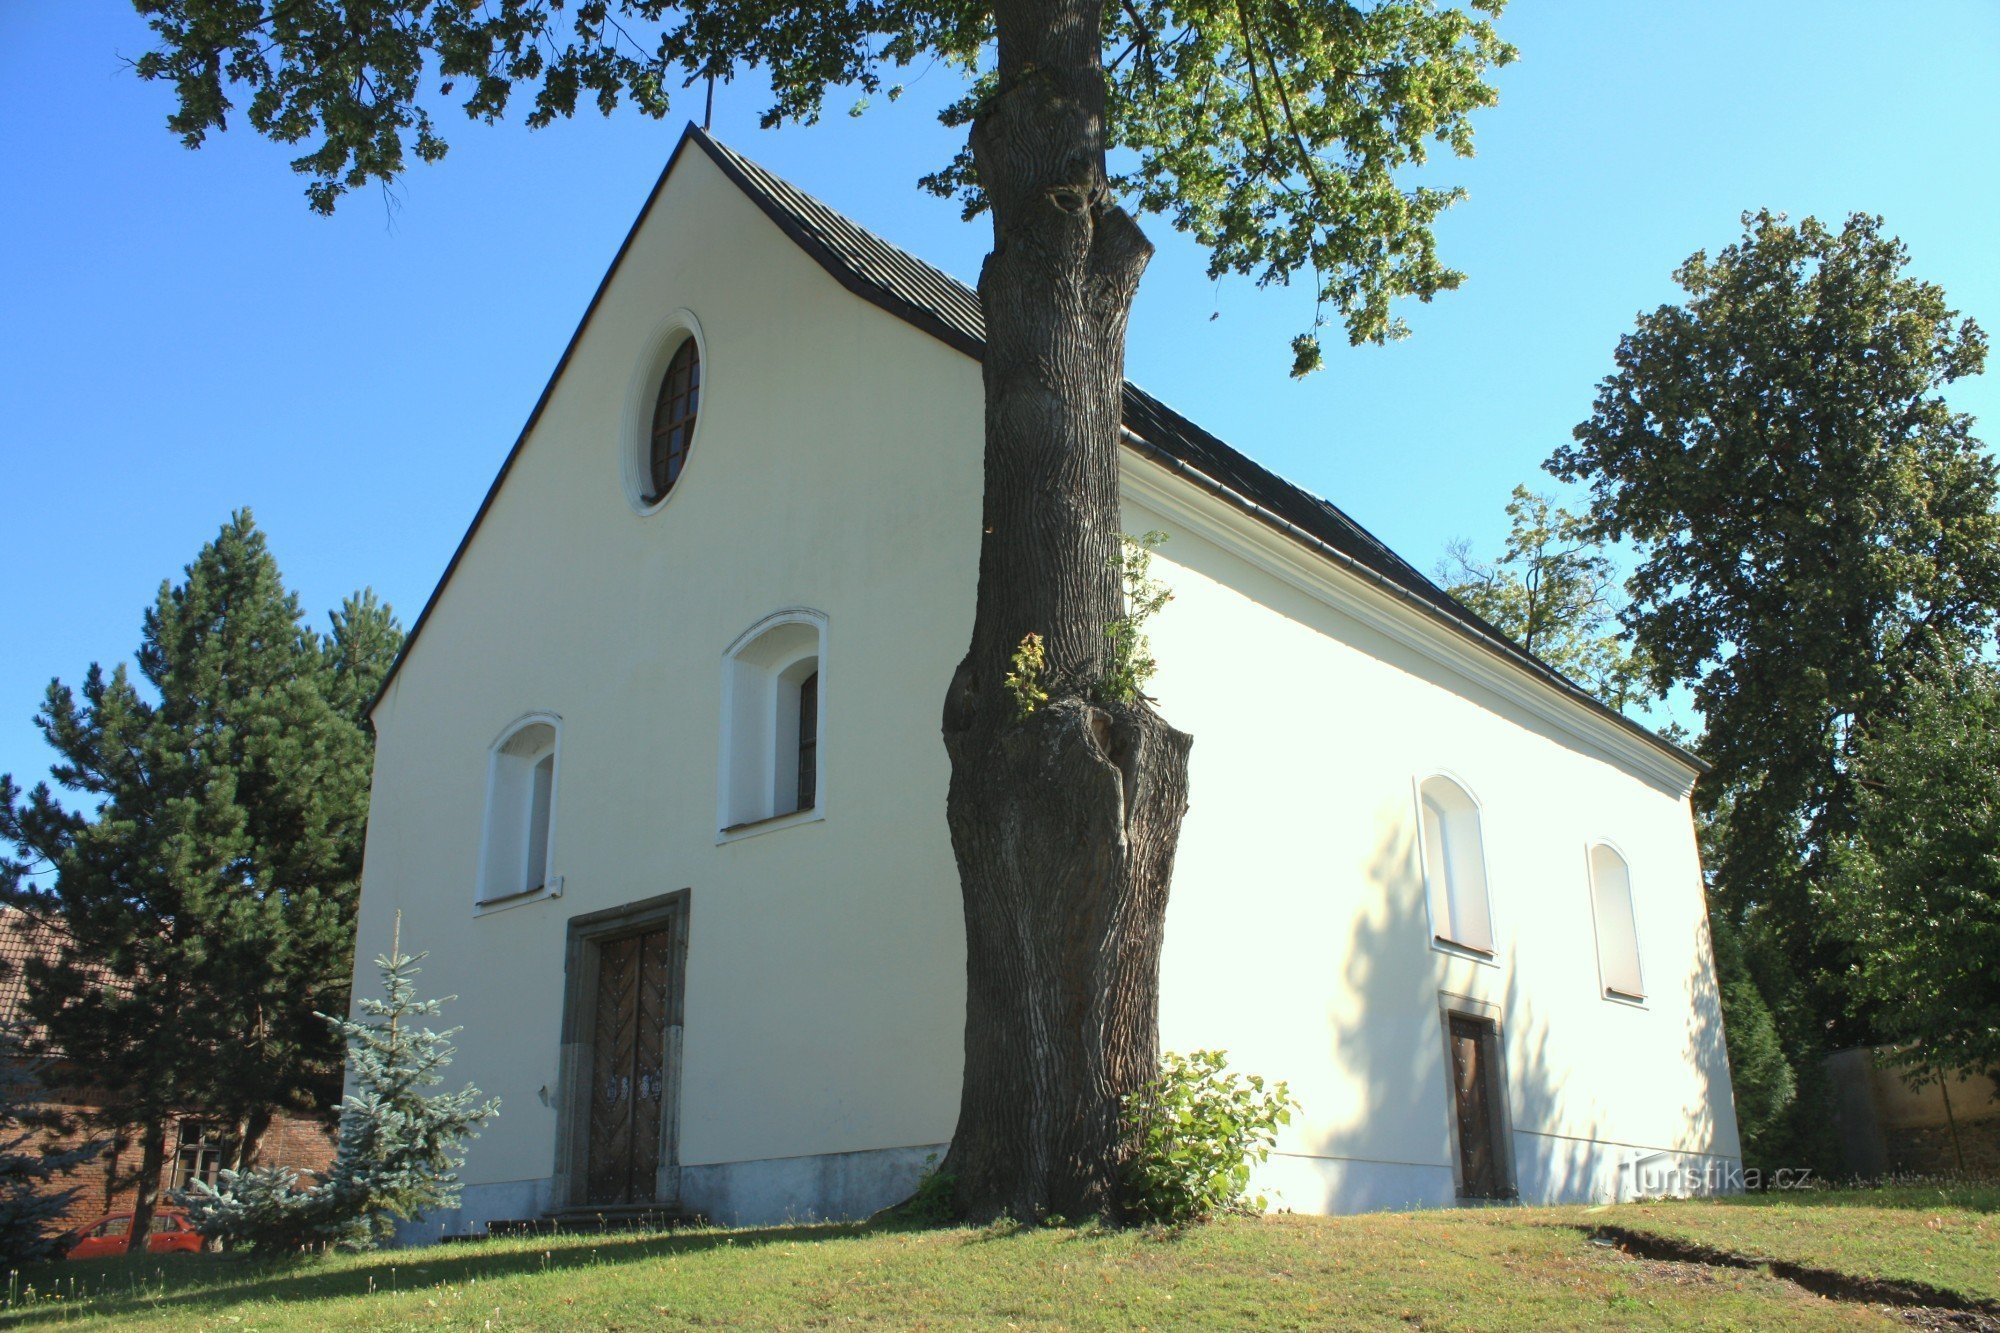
[368,125,1697,775]
[691,129,1698,773]
[0,907,66,1045]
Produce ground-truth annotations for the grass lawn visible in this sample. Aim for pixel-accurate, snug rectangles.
[5,1187,1992,1330]
[1589,1179,1998,1306]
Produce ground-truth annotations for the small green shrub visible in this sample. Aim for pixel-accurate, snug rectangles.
[1122,1049,1294,1226]
[1099,532,1173,705]
[1005,632,1050,717]
[897,1155,959,1224]
[180,931,496,1253]
[180,1165,331,1254]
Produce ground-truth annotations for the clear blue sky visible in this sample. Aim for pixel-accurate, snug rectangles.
[2,2,1996,790]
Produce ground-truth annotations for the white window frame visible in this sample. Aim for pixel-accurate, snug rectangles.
[1412,771,1499,963]
[1585,840,1646,1005]
[620,308,708,517]
[475,712,565,914]
[717,609,827,842]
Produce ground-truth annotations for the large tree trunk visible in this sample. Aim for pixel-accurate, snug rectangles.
[125,1120,170,1255]
[938,0,1193,1222]
[230,1106,274,1171]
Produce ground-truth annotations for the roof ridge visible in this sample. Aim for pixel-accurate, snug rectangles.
[689,126,1696,775]
[699,131,984,306]
[694,130,1442,599]
[364,122,1699,779]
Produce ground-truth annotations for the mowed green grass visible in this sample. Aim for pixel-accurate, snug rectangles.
[17,1194,1978,1332]
[1594,1180,1999,1305]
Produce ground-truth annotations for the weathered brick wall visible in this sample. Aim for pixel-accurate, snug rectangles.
[21,1100,339,1233]
[259,1112,338,1177]
[42,1116,126,1230]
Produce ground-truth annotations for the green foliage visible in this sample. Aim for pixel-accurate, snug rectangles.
[179,1165,330,1255]
[894,1155,960,1225]
[1098,532,1173,705]
[1003,632,1050,718]
[129,0,1512,356]
[0,511,402,1214]
[183,932,499,1252]
[1705,913,1796,1167]
[1548,210,2000,1054]
[1121,1050,1294,1225]
[1829,660,2000,1085]
[316,934,500,1248]
[1437,486,1650,712]
[0,1027,101,1265]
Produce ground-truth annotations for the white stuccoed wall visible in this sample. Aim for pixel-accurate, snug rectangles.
[356,142,1738,1240]
[1128,470,1740,1212]
[359,148,980,1233]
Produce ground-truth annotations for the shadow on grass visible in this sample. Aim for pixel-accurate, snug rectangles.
[7,1220,891,1326]
[1704,1180,1999,1213]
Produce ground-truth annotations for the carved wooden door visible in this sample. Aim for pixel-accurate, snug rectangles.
[585,927,673,1205]
[1449,1014,1504,1199]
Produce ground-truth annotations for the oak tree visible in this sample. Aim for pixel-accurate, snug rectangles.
[1438,484,1650,712]
[1550,210,2000,1062]
[129,0,1513,1218]
[1831,660,2000,1087]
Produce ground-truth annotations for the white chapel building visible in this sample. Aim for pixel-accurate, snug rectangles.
[353,126,1743,1239]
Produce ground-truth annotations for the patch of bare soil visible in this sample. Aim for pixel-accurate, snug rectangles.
[1584,1225,2000,1331]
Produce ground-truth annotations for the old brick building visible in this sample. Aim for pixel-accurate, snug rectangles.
[0,906,335,1231]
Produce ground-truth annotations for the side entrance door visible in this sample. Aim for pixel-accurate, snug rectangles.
[1447,1013,1509,1199]
[558,891,689,1213]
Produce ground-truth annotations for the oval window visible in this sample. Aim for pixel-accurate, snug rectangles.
[647,338,700,502]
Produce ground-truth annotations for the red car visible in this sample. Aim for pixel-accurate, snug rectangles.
[64,1209,205,1260]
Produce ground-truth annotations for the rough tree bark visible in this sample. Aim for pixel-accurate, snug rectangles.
[125,1120,169,1255]
[230,1106,274,1172]
[938,0,1194,1222]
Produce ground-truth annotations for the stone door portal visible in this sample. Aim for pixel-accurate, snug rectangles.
[556,891,687,1213]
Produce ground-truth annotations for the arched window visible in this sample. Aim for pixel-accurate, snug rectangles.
[647,338,700,503]
[1417,775,1495,955]
[1588,844,1644,1000]
[795,670,819,811]
[478,716,561,907]
[720,611,826,835]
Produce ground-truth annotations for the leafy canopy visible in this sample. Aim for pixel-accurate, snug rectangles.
[1830,660,2000,1085]
[1437,484,1650,713]
[132,0,1513,365]
[1549,208,2000,1055]
[1550,210,1997,890]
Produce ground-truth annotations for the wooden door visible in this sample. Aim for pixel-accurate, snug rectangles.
[585,926,674,1205]
[1448,1014,1505,1199]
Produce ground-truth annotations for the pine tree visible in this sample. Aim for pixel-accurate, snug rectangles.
[0,511,402,1250]
[318,927,499,1248]
[186,924,500,1251]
